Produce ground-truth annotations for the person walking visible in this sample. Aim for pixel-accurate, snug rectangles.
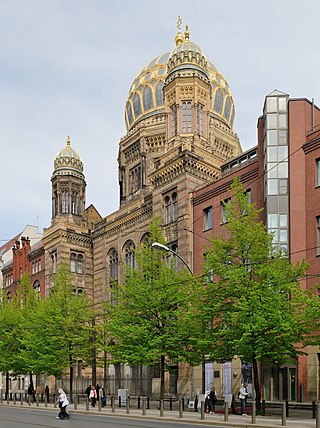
[208,386,217,414]
[56,388,70,420]
[100,386,106,407]
[45,385,49,403]
[89,385,97,407]
[239,382,249,416]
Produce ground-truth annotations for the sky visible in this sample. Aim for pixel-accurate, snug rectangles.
[1,0,320,242]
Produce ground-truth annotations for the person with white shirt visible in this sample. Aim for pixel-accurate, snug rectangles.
[239,383,249,416]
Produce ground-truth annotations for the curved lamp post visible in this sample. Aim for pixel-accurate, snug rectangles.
[151,241,206,396]
[151,242,193,276]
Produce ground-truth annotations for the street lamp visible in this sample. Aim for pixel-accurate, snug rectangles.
[151,242,193,276]
[151,241,206,396]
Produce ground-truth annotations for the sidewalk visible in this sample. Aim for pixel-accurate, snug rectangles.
[0,399,317,428]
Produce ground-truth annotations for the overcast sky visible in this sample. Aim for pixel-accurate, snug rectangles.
[1,0,319,242]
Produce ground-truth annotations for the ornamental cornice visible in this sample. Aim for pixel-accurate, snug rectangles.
[120,113,166,142]
[149,152,219,188]
[92,202,153,241]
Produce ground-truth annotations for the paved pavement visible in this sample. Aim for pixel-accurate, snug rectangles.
[0,399,318,428]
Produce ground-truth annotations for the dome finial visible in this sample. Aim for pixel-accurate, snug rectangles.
[175,16,184,46]
[67,135,71,146]
[184,25,190,40]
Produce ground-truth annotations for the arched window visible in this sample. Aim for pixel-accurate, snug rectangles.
[133,94,142,117]
[109,249,118,283]
[165,196,171,224]
[33,280,40,294]
[171,244,179,271]
[62,192,69,214]
[143,86,154,111]
[71,192,79,214]
[172,193,178,221]
[182,101,192,133]
[70,253,76,273]
[127,101,134,125]
[224,98,231,120]
[171,105,177,136]
[77,254,84,274]
[196,104,204,136]
[155,83,164,106]
[214,90,223,114]
[125,242,136,269]
[32,262,35,274]
[38,259,41,271]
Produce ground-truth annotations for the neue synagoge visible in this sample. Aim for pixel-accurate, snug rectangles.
[2,19,320,402]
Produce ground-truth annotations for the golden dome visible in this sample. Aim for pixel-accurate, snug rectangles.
[53,136,84,178]
[125,32,235,132]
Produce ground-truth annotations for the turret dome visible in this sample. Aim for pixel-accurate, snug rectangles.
[53,136,84,179]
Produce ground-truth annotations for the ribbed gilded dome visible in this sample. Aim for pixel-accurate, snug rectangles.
[53,136,84,178]
[125,29,235,132]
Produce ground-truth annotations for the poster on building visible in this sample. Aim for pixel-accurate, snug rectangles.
[222,361,232,396]
[205,362,213,392]
[241,362,253,397]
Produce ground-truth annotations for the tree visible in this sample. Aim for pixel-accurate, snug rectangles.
[105,217,203,399]
[201,178,318,410]
[20,262,94,397]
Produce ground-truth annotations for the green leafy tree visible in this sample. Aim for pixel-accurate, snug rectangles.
[20,262,94,397]
[105,216,203,399]
[201,178,318,410]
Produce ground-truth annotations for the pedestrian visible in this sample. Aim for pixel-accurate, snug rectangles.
[96,384,100,401]
[56,388,70,420]
[100,386,106,407]
[27,383,35,403]
[45,385,49,403]
[208,386,217,414]
[85,384,91,399]
[89,385,97,407]
[239,382,249,416]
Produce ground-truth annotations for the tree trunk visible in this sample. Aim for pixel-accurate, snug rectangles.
[252,356,261,412]
[69,354,73,402]
[160,355,165,400]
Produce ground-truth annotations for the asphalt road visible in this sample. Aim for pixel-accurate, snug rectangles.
[0,406,226,428]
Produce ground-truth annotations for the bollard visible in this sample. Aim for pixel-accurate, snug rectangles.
[147,396,150,409]
[179,398,183,418]
[252,400,256,424]
[98,397,101,412]
[182,397,184,411]
[0,393,2,404]
[36,396,39,407]
[313,401,317,419]
[262,399,265,416]
[138,396,140,409]
[20,393,23,406]
[126,397,130,414]
[142,397,146,415]
[112,396,115,413]
[74,398,77,410]
[170,396,172,411]
[86,397,89,411]
[28,395,31,406]
[45,395,47,408]
[7,394,9,405]
[316,403,320,428]
[13,394,16,405]
[224,401,228,422]
[282,401,286,426]
[286,400,289,417]
[200,401,205,420]
[160,399,164,417]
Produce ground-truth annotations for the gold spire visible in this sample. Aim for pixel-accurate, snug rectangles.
[184,25,190,40]
[67,135,71,146]
[175,16,184,46]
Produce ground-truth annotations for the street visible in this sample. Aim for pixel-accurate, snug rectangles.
[0,406,226,428]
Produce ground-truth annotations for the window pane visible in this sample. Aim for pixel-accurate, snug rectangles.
[279,114,287,128]
[267,130,278,145]
[266,97,277,113]
[267,179,278,195]
[278,162,288,178]
[267,147,278,162]
[278,97,287,112]
[267,114,277,128]
[280,229,288,242]
[278,146,288,161]
[280,214,288,227]
[268,214,278,228]
[267,163,278,178]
